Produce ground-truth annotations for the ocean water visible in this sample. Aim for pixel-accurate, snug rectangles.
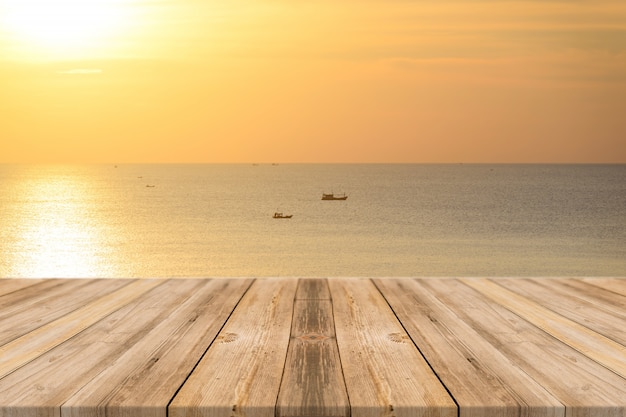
[0,164,624,278]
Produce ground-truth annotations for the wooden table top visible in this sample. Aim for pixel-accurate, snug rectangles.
[1,277,625,417]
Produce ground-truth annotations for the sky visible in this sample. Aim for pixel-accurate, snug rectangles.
[1,0,625,163]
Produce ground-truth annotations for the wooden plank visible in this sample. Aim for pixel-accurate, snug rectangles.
[0,279,163,379]
[0,279,206,417]
[277,279,349,417]
[296,278,331,300]
[580,278,626,299]
[0,279,130,346]
[1,277,624,417]
[61,279,252,417]
[330,278,457,417]
[375,278,562,417]
[0,279,68,310]
[461,278,626,379]
[427,278,626,417]
[169,278,298,417]
[0,279,45,297]
[495,278,626,345]
[548,278,626,317]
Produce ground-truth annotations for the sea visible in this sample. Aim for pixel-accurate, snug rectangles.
[0,164,624,278]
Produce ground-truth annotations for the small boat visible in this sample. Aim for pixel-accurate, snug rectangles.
[273,212,292,219]
[321,192,347,200]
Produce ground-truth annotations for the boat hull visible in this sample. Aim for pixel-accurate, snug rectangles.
[321,193,348,200]
[273,212,293,218]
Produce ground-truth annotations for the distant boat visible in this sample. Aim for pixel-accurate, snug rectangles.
[273,212,292,219]
[321,192,347,200]
[146,185,155,188]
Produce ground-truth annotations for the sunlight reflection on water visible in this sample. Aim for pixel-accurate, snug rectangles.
[2,167,116,278]
[1,164,625,278]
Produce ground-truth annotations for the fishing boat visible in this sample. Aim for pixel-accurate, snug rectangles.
[273,212,292,219]
[321,192,347,200]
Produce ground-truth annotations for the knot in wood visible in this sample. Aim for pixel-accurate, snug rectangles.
[297,332,329,343]
[218,332,239,343]
[387,332,409,343]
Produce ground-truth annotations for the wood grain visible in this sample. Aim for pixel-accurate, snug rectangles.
[581,278,626,297]
[296,278,331,300]
[427,278,626,417]
[0,279,129,346]
[277,279,349,417]
[0,278,45,297]
[0,279,69,311]
[375,278,562,417]
[169,278,298,417]
[331,278,457,417]
[0,279,202,417]
[553,278,626,314]
[62,279,252,417]
[495,278,626,345]
[461,278,626,379]
[0,279,163,380]
[0,278,625,417]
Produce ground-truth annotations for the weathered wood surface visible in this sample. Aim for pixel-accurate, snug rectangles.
[405,278,626,417]
[0,279,163,380]
[331,279,457,417]
[582,278,626,298]
[373,278,562,417]
[169,278,298,417]
[0,277,625,417]
[495,278,626,345]
[0,279,130,346]
[277,279,349,417]
[462,278,626,380]
[0,278,44,297]
[62,279,252,417]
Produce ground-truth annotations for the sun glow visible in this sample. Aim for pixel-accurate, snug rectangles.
[1,0,132,59]
[5,170,113,278]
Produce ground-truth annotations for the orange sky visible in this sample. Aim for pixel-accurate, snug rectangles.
[1,0,625,163]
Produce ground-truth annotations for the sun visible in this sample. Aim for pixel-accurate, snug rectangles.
[1,0,131,59]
